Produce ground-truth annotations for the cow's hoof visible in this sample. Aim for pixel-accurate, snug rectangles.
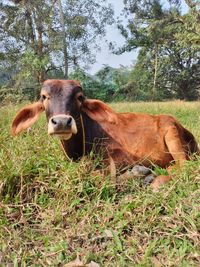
[143,174,156,185]
[130,165,151,177]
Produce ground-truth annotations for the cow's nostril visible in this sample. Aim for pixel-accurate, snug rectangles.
[67,117,72,126]
[51,118,57,125]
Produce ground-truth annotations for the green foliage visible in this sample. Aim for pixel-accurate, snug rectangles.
[68,66,132,102]
[0,0,114,85]
[116,0,200,100]
[62,0,114,65]
[127,44,200,101]
[69,67,129,101]
[175,12,200,48]
[19,50,49,80]
[69,68,110,100]
[0,86,24,103]
[0,0,199,102]
[1,101,200,265]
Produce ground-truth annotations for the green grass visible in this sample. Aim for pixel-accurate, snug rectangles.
[0,101,200,266]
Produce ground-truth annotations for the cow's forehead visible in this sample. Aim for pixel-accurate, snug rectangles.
[42,79,81,94]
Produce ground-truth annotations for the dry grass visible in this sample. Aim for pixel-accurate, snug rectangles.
[0,101,200,266]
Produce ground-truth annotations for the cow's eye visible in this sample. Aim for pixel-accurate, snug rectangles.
[77,95,84,102]
[41,94,47,100]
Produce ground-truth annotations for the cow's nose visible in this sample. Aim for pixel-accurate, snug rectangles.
[50,117,72,128]
[50,115,73,131]
[66,117,72,127]
[48,114,77,137]
[51,117,60,126]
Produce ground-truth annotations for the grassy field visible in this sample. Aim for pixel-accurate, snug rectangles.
[0,101,200,266]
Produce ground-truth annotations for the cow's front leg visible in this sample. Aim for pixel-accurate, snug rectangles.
[117,165,153,183]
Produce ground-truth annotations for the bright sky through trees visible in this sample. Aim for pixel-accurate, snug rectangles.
[89,0,189,74]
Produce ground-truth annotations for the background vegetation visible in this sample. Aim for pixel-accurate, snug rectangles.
[0,0,200,102]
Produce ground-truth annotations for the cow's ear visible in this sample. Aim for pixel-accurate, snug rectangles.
[12,102,44,136]
[82,99,118,124]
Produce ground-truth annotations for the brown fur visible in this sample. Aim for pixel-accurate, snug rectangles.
[11,80,199,190]
[83,99,198,166]
[12,102,44,136]
[83,99,198,189]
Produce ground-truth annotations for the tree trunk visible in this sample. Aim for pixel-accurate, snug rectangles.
[32,8,46,83]
[152,44,158,100]
[25,10,35,45]
[37,27,45,83]
[58,0,68,78]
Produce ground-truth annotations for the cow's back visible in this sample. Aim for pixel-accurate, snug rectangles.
[98,112,197,168]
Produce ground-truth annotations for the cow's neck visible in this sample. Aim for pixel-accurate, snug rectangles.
[60,112,108,160]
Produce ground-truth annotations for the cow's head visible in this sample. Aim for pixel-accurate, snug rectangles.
[12,79,118,140]
[12,80,85,140]
[41,80,85,140]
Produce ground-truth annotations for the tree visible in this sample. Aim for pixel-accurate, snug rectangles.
[69,67,115,101]
[95,65,132,100]
[116,0,200,100]
[60,0,114,71]
[0,0,114,88]
[57,0,68,78]
[68,65,132,101]
[0,0,55,84]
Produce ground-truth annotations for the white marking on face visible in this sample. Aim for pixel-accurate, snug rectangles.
[48,114,77,140]
[55,133,72,140]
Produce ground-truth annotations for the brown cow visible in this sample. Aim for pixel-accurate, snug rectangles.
[11,79,198,190]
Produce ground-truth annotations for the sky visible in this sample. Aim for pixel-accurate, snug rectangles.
[89,0,189,74]
[89,0,137,74]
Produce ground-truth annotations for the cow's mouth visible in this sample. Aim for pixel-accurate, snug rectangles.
[49,131,73,140]
[48,114,77,140]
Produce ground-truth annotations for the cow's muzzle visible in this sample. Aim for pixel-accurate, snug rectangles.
[48,114,77,140]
